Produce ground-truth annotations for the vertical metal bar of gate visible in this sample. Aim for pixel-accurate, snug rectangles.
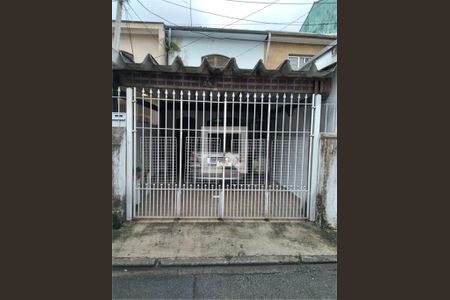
[230,92,235,217]
[293,94,301,217]
[201,91,206,216]
[177,90,183,217]
[125,88,133,221]
[216,91,220,216]
[308,94,322,221]
[259,93,264,214]
[117,87,121,113]
[286,94,294,217]
[273,93,279,217]
[279,93,286,217]
[132,88,137,218]
[149,88,153,217]
[252,93,257,217]
[306,95,315,220]
[220,92,226,218]
[140,88,145,217]
[300,94,308,216]
[195,91,199,215]
[264,93,271,217]
[187,91,192,217]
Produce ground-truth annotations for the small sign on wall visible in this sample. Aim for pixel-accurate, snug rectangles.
[112,112,126,127]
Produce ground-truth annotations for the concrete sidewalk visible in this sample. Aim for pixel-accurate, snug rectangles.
[112,221,336,267]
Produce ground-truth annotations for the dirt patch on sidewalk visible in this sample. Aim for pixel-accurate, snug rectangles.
[112,221,336,258]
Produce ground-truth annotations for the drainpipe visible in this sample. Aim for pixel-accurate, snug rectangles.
[265,32,271,66]
[112,0,124,51]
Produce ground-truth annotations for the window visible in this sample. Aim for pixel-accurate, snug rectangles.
[202,54,230,68]
[288,55,312,71]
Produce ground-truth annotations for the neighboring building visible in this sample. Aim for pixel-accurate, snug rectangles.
[166,26,267,69]
[300,0,337,35]
[112,20,166,64]
[264,31,335,70]
[166,26,335,70]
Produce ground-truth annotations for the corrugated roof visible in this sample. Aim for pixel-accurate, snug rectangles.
[112,52,334,78]
[112,48,134,68]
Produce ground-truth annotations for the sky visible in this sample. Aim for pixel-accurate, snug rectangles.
[112,0,319,32]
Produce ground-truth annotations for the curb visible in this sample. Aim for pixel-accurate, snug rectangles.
[300,255,337,264]
[112,255,336,268]
[112,257,156,267]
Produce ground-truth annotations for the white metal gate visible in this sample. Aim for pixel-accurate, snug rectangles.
[124,87,321,220]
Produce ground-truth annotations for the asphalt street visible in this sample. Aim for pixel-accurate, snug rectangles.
[112,263,337,299]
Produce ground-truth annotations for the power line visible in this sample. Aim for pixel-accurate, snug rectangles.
[161,0,296,25]
[230,1,337,58]
[224,0,334,5]
[128,1,319,47]
[235,9,308,58]
[234,42,262,58]
[228,2,331,60]
[171,22,335,26]
[124,4,335,41]
[125,2,169,51]
[175,22,304,25]
[135,0,229,42]
[128,0,332,27]
[123,4,135,56]
[234,6,309,57]
[134,0,278,58]
[222,0,281,28]
[278,7,309,31]
[136,0,178,25]
[117,1,335,26]
[156,0,281,57]
[125,0,336,61]
[126,1,280,58]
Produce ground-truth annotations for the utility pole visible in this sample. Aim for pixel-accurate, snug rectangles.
[113,0,124,51]
[190,0,192,26]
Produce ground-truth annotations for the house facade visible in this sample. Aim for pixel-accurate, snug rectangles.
[111,22,337,228]
[112,21,336,71]
[166,26,267,69]
[112,51,335,222]
[264,31,335,70]
[166,26,336,71]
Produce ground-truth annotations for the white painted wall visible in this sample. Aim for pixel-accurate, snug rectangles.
[328,71,337,105]
[325,73,337,228]
[169,36,265,69]
[325,144,337,228]
[317,134,337,229]
[112,128,127,202]
[321,71,337,133]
